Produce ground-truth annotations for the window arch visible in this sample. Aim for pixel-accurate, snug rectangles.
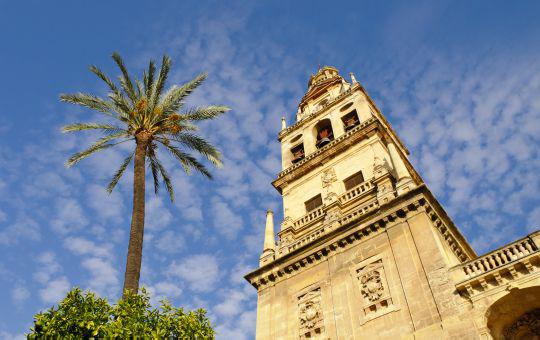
[313,119,334,149]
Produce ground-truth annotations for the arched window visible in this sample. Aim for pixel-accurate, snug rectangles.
[314,119,334,149]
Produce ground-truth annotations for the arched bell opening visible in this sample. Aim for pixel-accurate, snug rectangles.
[314,119,334,149]
[485,286,540,340]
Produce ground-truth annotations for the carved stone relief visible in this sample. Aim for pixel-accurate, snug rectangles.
[353,258,395,319]
[321,167,338,204]
[298,288,325,338]
[322,209,342,230]
[360,267,384,302]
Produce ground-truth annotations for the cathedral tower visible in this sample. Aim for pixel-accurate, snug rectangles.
[245,67,540,339]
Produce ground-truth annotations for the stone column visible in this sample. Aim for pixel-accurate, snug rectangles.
[387,141,414,195]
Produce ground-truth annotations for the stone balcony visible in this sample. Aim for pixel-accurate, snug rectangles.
[449,231,540,297]
[277,180,380,257]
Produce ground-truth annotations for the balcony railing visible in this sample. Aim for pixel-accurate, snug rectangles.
[453,237,538,283]
[339,181,375,204]
[293,207,324,229]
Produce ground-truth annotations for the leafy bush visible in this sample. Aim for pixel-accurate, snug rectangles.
[28,287,215,339]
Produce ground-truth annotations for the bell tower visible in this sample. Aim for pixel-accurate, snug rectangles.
[245,66,540,339]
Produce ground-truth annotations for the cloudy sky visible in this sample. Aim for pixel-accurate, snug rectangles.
[1,1,540,338]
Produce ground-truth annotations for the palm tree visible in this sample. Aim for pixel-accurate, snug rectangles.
[60,53,229,296]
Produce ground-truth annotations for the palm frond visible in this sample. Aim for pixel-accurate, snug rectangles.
[170,133,222,167]
[147,145,175,201]
[144,60,156,99]
[155,154,174,201]
[62,123,125,134]
[135,80,143,98]
[160,73,207,114]
[59,93,114,115]
[151,55,171,107]
[89,65,119,93]
[112,52,137,104]
[182,106,230,121]
[66,143,115,168]
[108,92,132,118]
[93,131,130,146]
[107,151,134,193]
[161,143,212,178]
[147,144,160,195]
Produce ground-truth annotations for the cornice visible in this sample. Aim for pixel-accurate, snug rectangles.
[244,185,475,290]
[278,84,360,141]
[272,117,378,193]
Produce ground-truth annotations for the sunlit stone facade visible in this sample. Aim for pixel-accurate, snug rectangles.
[245,66,540,339]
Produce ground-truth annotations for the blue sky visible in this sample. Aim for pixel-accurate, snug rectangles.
[1,1,540,338]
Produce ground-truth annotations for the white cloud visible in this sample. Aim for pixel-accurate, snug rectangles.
[63,236,112,258]
[33,252,62,284]
[11,286,30,304]
[211,199,243,239]
[0,215,40,245]
[82,257,119,297]
[86,184,124,223]
[51,198,88,234]
[154,230,185,254]
[39,276,70,304]
[214,289,248,318]
[145,196,173,231]
[167,254,219,292]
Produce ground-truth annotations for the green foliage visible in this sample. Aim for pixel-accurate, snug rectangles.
[28,288,215,339]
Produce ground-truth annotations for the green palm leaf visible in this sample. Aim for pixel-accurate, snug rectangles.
[160,73,207,114]
[182,106,229,121]
[62,123,124,134]
[112,52,137,104]
[161,143,212,179]
[107,151,135,193]
[60,93,113,115]
[170,133,222,167]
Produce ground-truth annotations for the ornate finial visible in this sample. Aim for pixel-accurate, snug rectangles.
[281,116,287,130]
[350,72,358,84]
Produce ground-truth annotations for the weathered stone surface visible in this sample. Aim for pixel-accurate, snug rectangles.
[245,66,540,339]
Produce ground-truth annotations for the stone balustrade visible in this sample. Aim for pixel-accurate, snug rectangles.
[340,199,379,225]
[450,233,540,296]
[461,239,536,279]
[293,207,325,229]
[287,227,326,253]
[339,181,375,204]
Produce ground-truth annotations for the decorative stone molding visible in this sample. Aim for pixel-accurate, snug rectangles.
[273,117,378,192]
[278,85,359,140]
[297,288,325,338]
[245,187,476,291]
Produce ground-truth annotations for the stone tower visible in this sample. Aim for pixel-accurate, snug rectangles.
[245,66,540,339]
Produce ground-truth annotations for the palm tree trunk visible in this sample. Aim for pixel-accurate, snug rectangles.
[122,136,148,297]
